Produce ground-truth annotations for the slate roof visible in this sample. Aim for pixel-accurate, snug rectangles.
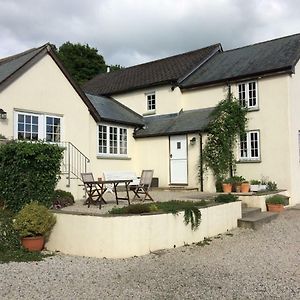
[134,107,214,138]
[0,46,46,87]
[181,33,300,89]
[86,93,144,126]
[0,44,101,121]
[83,44,221,96]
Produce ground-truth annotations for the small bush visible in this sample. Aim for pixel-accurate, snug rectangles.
[0,141,63,212]
[0,210,21,252]
[266,195,286,205]
[215,194,238,203]
[109,200,207,230]
[250,179,261,185]
[13,202,56,238]
[52,189,75,209]
[267,181,277,191]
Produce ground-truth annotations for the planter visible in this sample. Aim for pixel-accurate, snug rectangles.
[250,184,259,192]
[267,204,284,213]
[21,236,45,251]
[222,183,232,193]
[235,185,241,193]
[259,184,267,191]
[241,183,250,193]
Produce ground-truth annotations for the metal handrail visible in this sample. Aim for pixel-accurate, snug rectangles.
[59,141,90,187]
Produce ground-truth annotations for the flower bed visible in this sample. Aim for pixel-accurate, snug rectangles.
[46,201,241,259]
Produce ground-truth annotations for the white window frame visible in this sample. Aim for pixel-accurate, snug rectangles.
[237,81,258,109]
[14,111,62,142]
[239,130,260,161]
[146,92,156,112]
[97,123,128,157]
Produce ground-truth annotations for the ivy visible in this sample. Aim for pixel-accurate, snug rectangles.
[0,141,64,212]
[202,92,248,180]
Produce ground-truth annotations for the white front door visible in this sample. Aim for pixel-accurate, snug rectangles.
[170,135,188,184]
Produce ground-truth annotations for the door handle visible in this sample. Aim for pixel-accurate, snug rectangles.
[170,154,173,158]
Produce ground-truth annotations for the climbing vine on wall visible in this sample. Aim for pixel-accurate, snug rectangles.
[202,92,248,181]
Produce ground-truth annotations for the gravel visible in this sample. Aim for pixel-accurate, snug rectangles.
[1,207,299,299]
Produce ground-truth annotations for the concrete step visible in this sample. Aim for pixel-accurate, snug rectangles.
[242,207,262,218]
[238,212,279,230]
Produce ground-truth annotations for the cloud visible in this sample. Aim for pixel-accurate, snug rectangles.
[0,0,299,66]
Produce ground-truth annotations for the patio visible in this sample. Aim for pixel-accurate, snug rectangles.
[61,189,217,215]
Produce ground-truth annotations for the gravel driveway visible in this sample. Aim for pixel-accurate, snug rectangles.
[1,207,299,299]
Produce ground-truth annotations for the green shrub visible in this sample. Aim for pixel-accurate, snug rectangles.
[250,179,261,185]
[0,141,63,212]
[267,181,277,191]
[52,189,75,208]
[13,202,56,238]
[215,194,238,203]
[266,195,286,205]
[0,210,20,252]
[109,200,207,230]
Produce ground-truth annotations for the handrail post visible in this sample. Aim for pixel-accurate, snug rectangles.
[67,142,71,187]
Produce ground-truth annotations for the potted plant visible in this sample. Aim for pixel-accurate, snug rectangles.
[266,195,286,212]
[222,178,233,193]
[250,180,260,192]
[13,201,56,251]
[231,176,245,193]
[241,180,250,193]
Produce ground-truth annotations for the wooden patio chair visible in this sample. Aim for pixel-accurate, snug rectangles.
[81,172,106,208]
[131,170,154,201]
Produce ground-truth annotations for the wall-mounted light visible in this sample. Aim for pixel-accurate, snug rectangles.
[0,109,7,120]
[190,137,196,145]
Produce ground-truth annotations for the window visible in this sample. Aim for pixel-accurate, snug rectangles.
[17,113,39,140]
[98,124,128,156]
[15,112,62,142]
[239,131,260,160]
[46,116,61,142]
[238,81,258,109]
[146,92,156,111]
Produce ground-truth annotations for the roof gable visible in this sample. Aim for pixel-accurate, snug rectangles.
[0,44,100,122]
[181,33,300,89]
[83,44,221,96]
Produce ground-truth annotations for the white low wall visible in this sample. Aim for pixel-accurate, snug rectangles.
[46,201,241,259]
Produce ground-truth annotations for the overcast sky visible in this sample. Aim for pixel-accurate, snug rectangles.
[0,0,300,67]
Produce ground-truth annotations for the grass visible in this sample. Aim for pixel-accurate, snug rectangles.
[0,209,53,264]
[0,249,52,264]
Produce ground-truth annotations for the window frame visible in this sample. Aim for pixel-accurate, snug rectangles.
[97,123,128,157]
[237,80,259,110]
[145,92,156,112]
[238,130,261,161]
[14,111,62,142]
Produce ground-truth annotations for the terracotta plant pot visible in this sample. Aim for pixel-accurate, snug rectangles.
[267,204,284,213]
[241,182,250,193]
[21,236,45,251]
[235,185,241,193]
[222,183,232,193]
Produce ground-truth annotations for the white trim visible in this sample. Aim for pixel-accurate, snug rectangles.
[237,80,259,109]
[239,130,260,161]
[97,123,129,158]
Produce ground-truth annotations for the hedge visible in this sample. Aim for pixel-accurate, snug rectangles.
[0,141,64,212]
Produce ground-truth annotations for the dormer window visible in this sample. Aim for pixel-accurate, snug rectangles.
[238,81,258,109]
[146,92,156,111]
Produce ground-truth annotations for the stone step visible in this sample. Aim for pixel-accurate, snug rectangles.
[238,212,279,230]
[242,207,262,218]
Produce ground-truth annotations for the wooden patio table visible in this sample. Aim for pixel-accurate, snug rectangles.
[84,179,133,209]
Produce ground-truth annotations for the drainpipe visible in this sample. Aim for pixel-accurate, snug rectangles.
[199,133,204,192]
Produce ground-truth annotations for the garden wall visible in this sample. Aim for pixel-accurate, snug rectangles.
[46,201,241,259]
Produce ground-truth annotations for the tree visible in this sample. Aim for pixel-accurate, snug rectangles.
[202,92,248,182]
[54,42,107,85]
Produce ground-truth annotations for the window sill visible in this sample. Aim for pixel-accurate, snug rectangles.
[143,110,156,116]
[247,107,259,112]
[237,159,261,164]
[97,155,131,160]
